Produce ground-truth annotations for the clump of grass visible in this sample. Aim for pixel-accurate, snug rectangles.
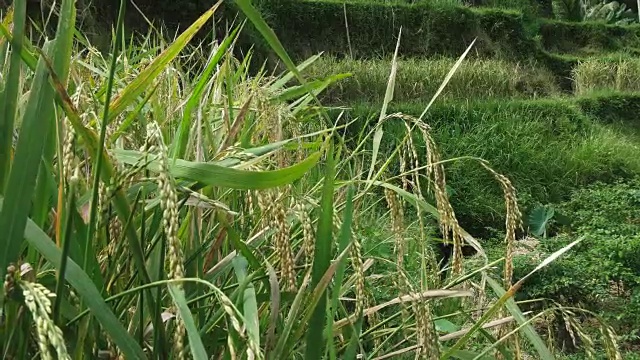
[304,56,559,104]
[573,57,640,95]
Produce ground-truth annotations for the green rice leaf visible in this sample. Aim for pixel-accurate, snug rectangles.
[168,285,208,360]
[485,277,554,360]
[0,42,56,292]
[111,150,321,189]
[305,142,335,360]
[173,24,240,159]
[232,257,260,353]
[0,0,25,190]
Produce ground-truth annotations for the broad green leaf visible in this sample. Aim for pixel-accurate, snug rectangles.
[0,197,147,359]
[0,42,56,292]
[0,0,25,190]
[111,150,321,189]
[435,319,460,333]
[168,285,208,360]
[527,205,555,237]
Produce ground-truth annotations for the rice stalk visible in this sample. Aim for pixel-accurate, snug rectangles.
[146,121,186,359]
[20,280,71,360]
[294,200,315,268]
[415,122,465,279]
[274,188,296,291]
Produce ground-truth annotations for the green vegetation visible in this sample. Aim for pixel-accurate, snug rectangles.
[510,178,640,356]
[305,57,559,103]
[2,0,640,358]
[573,57,640,94]
[337,98,640,233]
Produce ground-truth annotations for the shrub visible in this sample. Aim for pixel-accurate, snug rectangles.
[250,0,538,60]
[481,0,551,17]
[304,56,559,103]
[540,19,640,55]
[512,179,640,349]
[577,92,640,125]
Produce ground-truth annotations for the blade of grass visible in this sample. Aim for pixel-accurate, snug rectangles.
[264,260,280,358]
[168,284,208,360]
[269,53,322,91]
[485,277,554,360]
[53,173,77,325]
[342,316,363,360]
[275,74,351,103]
[232,257,260,353]
[0,21,37,70]
[418,38,476,121]
[305,142,335,360]
[327,185,355,358]
[440,237,583,359]
[0,0,25,190]
[111,149,321,189]
[0,41,56,299]
[367,29,401,186]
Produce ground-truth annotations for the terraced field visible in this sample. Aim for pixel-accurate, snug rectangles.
[245,0,640,234]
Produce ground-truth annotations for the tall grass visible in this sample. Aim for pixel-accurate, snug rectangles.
[0,0,619,359]
[573,57,640,95]
[304,56,559,104]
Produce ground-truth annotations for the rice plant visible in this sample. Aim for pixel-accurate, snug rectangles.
[0,0,616,359]
[303,56,559,104]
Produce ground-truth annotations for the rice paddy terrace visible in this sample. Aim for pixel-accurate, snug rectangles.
[241,0,640,234]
